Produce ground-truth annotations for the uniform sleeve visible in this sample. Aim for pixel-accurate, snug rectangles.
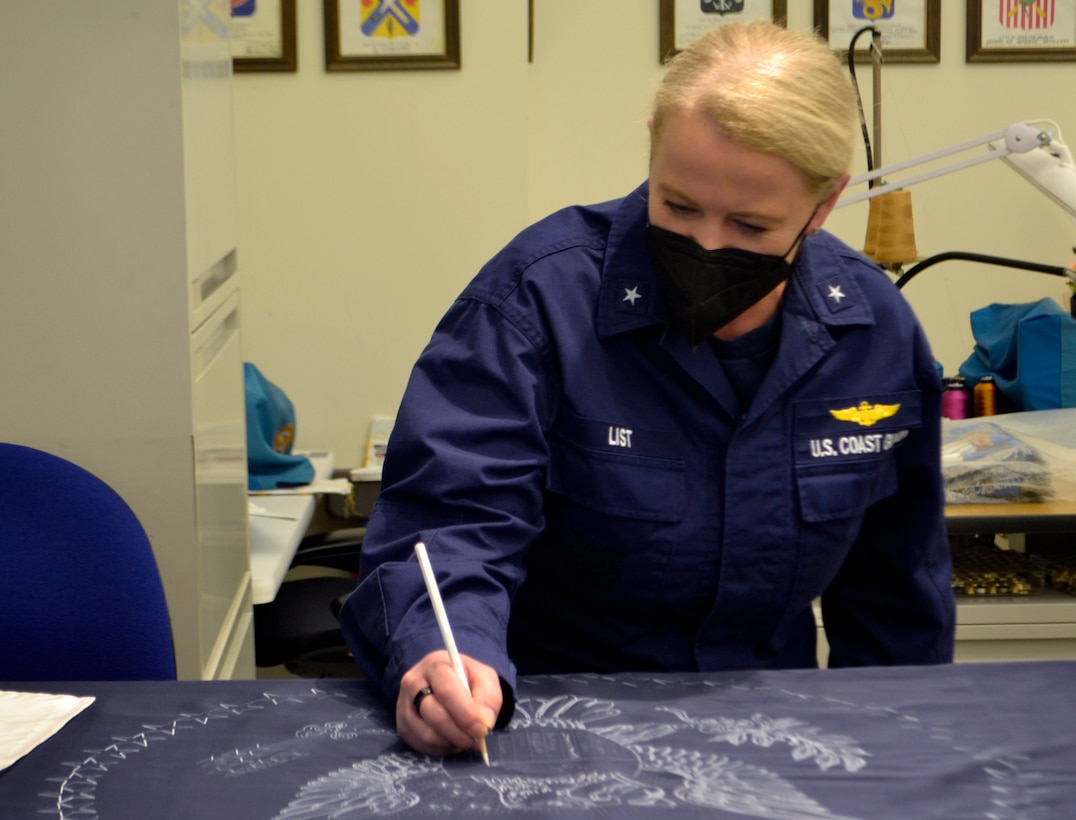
[338,295,557,705]
[821,324,957,667]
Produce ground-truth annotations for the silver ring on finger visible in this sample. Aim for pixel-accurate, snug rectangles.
[413,686,434,715]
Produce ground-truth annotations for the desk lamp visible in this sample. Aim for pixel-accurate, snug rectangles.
[834,119,1076,288]
[835,121,1076,301]
[835,24,1075,266]
[839,120,1076,214]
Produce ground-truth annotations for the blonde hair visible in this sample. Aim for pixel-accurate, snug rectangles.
[651,20,858,200]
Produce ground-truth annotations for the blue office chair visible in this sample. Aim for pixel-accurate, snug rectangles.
[0,443,176,681]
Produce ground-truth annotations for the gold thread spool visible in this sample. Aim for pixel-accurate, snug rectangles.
[862,196,881,258]
[863,189,918,264]
[974,376,999,417]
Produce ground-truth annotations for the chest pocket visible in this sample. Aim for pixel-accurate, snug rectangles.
[548,415,685,522]
[794,391,921,522]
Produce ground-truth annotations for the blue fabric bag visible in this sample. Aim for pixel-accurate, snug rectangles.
[244,362,314,490]
[959,298,1076,411]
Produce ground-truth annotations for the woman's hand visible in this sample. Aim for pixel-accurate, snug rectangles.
[396,650,501,757]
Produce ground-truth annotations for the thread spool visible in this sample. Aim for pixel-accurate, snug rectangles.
[863,189,918,264]
[942,377,972,420]
[974,375,999,417]
[862,195,882,259]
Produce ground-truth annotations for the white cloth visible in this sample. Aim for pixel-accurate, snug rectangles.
[0,690,94,770]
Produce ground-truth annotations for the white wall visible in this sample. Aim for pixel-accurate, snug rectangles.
[234,1,1076,467]
[233,1,530,467]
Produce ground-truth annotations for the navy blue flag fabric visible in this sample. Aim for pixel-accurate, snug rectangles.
[4,661,1076,818]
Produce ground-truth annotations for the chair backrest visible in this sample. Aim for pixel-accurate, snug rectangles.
[0,443,176,681]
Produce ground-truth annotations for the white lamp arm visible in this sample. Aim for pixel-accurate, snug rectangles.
[837,122,1055,208]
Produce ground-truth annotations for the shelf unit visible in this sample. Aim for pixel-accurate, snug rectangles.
[0,1,254,679]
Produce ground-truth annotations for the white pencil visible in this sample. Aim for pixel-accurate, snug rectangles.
[414,541,491,766]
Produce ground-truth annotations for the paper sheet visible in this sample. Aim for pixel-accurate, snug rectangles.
[248,478,354,497]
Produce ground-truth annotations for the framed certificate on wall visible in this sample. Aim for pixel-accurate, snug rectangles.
[815,0,941,64]
[659,1,788,63]
[231,0,297,72]
[967,0,1076,62]
[324,0,461,71]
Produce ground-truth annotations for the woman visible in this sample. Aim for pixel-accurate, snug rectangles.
[339,20,955,758]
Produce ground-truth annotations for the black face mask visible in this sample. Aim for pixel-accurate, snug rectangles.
[645,216,814,347]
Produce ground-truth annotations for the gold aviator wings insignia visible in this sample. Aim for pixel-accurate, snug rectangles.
[829,401,901,427]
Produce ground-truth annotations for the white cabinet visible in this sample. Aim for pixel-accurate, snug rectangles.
[0,1,254,679]
[815,594,1076,667]
[953,593,1076,662]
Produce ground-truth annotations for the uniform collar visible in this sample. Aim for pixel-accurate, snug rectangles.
[596,181,667,340]
[595,180,877,341]
[787,233,876,330]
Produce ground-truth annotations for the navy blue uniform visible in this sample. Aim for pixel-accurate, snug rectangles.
[340,182,955,706]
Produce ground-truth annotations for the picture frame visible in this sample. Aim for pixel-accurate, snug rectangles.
[659,1,788,63]
[814,0,941,64]
[324,0,461,72]
[231,0,298,73]
[967,0,1076,63]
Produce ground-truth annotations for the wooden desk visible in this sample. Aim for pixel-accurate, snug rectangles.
[5,662,1076,818]
[946,499,1076,535]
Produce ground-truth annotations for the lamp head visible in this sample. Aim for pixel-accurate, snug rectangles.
[990,121,1076,226]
